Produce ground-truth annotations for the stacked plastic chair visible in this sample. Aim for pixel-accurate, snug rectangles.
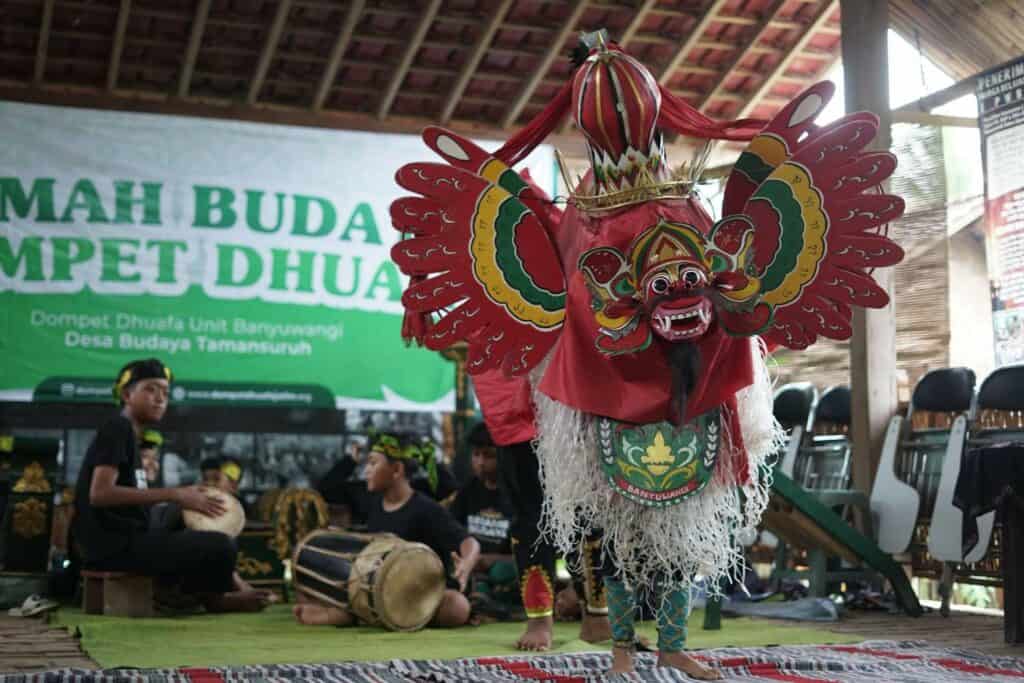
[759,381,923,613]
[794,387,858,500]
[769,384,879,597]
[871,367,985,615]
[774,382,818,481]
[965,365,1024,640]
[950,366,1024,610]
[754,383,817,564]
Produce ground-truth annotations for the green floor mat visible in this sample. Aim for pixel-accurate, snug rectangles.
[54,606,863,669]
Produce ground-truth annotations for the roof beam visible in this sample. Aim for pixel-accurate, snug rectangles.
[619,0,659,48]
[377,0,443,120]
[33,0,55,84]
[892,72,978,113]
[106,0,132,91]
[716,12,840,33]
[731,66,812,84]
[632,31,833,58]
[440,0,513,124]
[667,88,705,100]
[313,0,364,110]
[737,0,837,117]
[248,0,293,105]
[657,0,730,85]
[698,0,788,112]
[890,110,977,128]
[702,90,788,105]
[0,81,593,158]
[501,0,590,129]
[177,0,211,98]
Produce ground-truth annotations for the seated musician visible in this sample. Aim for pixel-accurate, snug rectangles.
[317,440,375,527]
[189,455,277,602]
[73,358,265,613]
[448,423,517,616]
[317,437,458,525]
[199,456,225,488]
[139,430,163,485]
[294,432,481,628]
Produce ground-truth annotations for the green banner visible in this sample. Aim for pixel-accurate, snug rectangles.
[0,102,554,408]
[3,286,449,409]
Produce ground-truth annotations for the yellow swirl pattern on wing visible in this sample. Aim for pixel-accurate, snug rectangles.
[470,185,565,329]
[747,134,789,170]
[761,162,828,307]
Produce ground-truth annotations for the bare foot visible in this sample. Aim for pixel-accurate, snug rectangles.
[657,650,722,680]
[293,603,353,626]
[578,610,611,643]
[609,646,635,674]
[516,615,553,651]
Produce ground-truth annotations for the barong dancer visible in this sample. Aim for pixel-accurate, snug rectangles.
[390,32,903,677]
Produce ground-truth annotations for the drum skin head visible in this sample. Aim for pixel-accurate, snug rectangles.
[347,536,445,632]
[293,530,445,632]
[182,487,246,537]
[374,542,445,631]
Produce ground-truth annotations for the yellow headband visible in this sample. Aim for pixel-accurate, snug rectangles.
[112,361,172,402]
[221,462,242,482]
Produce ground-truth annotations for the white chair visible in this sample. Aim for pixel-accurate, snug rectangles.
[871,415,920,554]
[929,365,1024,613]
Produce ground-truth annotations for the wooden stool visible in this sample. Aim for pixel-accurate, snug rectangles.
[81,570,155,617]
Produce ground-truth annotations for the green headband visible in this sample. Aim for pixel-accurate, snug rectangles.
[403,440,439,494]
[370,434,404,460]
[140,430,163,449]
[370,434,439,493]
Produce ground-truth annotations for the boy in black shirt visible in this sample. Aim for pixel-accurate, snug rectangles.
[316,445,372,527]
[139,430,163,485]
[74,358,263,612]
[449,424,517,614]
[294,432,480,628]
[450,424,513,557]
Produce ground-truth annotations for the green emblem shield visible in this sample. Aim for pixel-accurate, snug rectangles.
[597,409,720,507]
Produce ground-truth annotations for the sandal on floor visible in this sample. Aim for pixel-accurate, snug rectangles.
[8,594,59,617]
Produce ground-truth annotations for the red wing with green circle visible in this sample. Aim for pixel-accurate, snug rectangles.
[710,82,905,350]
[390,131,566,376]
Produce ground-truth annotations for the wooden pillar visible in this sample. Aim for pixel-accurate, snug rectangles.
[441,344,474,469]
[840,0,897,511]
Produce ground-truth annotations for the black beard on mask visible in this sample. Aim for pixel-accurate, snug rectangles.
[665,340,701,425]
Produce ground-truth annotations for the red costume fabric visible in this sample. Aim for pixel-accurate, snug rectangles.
[538,199,754,426]
[472,370,536,447]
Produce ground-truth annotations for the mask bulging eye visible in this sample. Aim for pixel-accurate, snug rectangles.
[681,268,705,288]
[649,275,670,297]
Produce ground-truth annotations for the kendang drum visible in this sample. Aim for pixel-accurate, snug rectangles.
[292,529,445,632]
[182,487,246,537]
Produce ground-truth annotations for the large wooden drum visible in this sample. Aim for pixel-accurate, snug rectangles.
[292,529,446,632]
